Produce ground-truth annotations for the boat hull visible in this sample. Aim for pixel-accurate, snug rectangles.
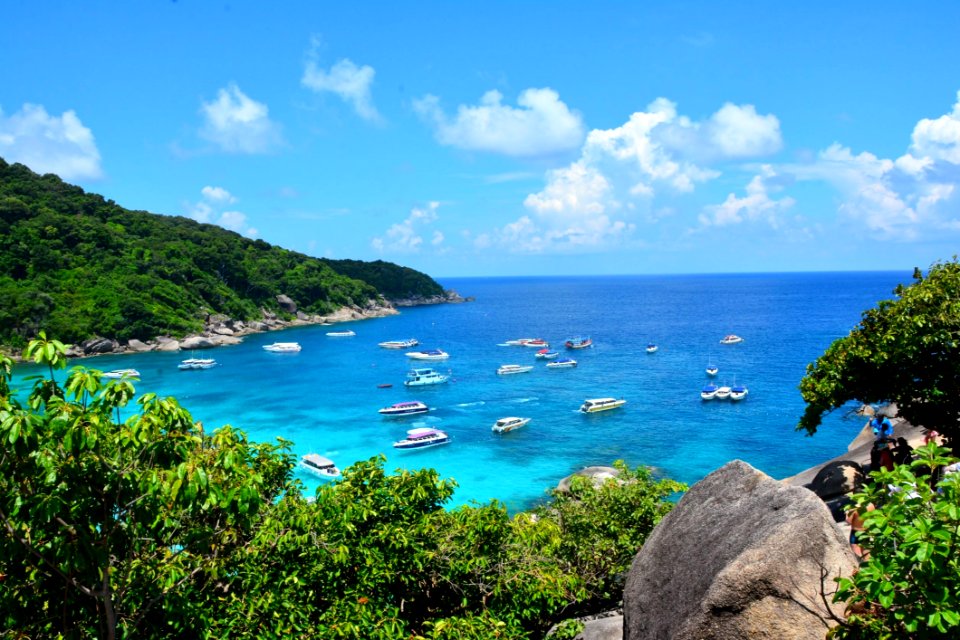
[393,437,450,449]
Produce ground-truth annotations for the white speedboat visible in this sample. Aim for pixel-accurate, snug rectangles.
[730,385,749,401]
[404,368,449,386]
[546,358,577,368]
[326,330,356,337]
[379,338,418,349]
[300,454,341,480]
[720,334,743,345]
[497,364,534,375]
[522,339,549,348]
[405,349,450,361]
[263,342,301,352]
[503,338,536,346]
[716,385,732,400]
[378,401,430,417]
[535,349,559,359]
[579,397,626,413]
[646,343,658,353]
[393,427,451,450]
[102,368,140,379]
[492,416,530,434]
[701,384,719,400]
[178,358,217,370]
[565,336,593,349]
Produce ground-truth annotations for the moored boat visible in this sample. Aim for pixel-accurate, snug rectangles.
[497,364,534,375]
[720,334,743,345]
[326,330,356,337]
[706,364,719,376]
[701,384,719,400]
[102,368,140,379]
[535,349,559,359]
[546,358,577,368]
[404,368,449,386]
[378,338,419,349]
[263,342,301,352]
[300,454,341,480]
[178,358,217,370]
[715,385,732,400]
[405,349,450,361]
[522,339,549,348]
[730,385,748,401]
[565,336,593,349]
[393,427,451,450]
[378,400,430,417]
[492,416,530,434]
[646,343,658,353]
[503,338,536,346]
[579,397,626,413]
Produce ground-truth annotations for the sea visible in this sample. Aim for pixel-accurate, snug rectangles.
[8,272,911,511]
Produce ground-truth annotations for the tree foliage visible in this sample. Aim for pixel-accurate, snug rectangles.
[0,336,683,639]
[0,158,444,348]
[798,259,960,444]
[830,443,960,639]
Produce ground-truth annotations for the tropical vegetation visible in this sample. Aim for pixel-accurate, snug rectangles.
[0,335,684,639]
[829,444,960,639]
[0,157,444,349]
[798,258,960,448]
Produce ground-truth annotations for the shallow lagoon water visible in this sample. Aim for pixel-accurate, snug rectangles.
[10,272,910,510]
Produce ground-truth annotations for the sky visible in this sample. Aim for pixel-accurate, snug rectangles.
[2,2,960,278]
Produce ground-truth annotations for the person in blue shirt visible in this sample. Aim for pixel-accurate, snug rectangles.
[870,414,893,440]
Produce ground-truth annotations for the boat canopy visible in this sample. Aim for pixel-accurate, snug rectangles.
[302,454,336,469]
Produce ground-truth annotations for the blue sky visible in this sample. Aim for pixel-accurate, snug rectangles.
[2,2,960,277]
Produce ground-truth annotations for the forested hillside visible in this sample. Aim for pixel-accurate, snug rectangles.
[0,158,444,347]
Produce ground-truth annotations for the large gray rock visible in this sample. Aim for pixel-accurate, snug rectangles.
[126,339,153,352]
[276,294,297,313]
[82,337,119,354]
[806,460,864,501]
[180,336,217,350]
[623,460,856,640]
[156,339,181,352]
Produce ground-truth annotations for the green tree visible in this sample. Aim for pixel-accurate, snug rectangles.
[798,259,960,446]
[830,443,960,638]
[0,362,294,638]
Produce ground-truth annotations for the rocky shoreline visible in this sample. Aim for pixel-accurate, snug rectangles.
[9,289,471,361]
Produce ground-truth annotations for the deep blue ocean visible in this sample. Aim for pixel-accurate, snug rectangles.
[9,272,911,510]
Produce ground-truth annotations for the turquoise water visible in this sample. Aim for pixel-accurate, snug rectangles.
[9,272,910,510]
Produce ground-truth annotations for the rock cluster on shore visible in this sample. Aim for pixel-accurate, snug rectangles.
[39,291,471,360]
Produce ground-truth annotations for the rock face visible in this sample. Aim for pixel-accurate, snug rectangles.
[180,336,217,350]
[82,337,119,354]
[623,460,856,640]
[126,339,153,352]
[806,460,864,501]
[276,294,297,313]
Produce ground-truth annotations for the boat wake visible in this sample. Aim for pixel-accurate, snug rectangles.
[455,401,486,408]
[511,397,540,404]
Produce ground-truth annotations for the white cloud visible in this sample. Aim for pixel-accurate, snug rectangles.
[705,103,783,157]
[186,186,258,237]
[302,57,382,123]
[698,165,796,228]
[910,90,960,163]
[414,88,585,156]
[786,141,958,240]
[199,84,283,154]
[504,98,780,252]
[0,103,102,179]
[372,202,441,254]
[201,185,236,204]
